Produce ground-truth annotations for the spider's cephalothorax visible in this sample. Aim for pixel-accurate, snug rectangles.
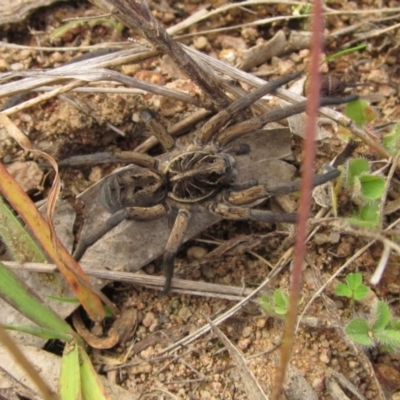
[66,72,358,294]
[166,151,237,203]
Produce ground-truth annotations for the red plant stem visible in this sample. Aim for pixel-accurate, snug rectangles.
[271,1,323,398]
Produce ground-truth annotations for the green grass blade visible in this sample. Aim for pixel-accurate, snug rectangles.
[3,324,73,341]
[59,341,81,400]
[0,262,74,335]
[0,196,46,263]
[79,346,111,400]
[322,44,367,64]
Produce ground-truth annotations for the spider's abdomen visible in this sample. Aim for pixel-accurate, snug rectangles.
[167,151,237,203]
[100,168,167,213]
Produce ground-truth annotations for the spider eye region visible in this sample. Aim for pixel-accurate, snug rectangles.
[167,151,237,203]
[100,167,167,213]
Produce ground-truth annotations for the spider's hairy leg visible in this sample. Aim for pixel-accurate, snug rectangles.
[217,95,359,145]
[100,168,167,213]
[209,203,297,223]
[73,204,167,260]
[196,71,302,144]
[226,168,340,206]
[43,151,158,169]
[141,108,175,151]
[73,166,169,260]
[161,208,191,295]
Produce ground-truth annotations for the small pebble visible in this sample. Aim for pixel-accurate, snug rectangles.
[337,241,352,258]
[238,338,251,350]
[50,52,64,64]
[241,27,257,42]
[10,62,24,71]
[314,233,331,245]
[289,53,301,64]
[368,69,389,84]
[219,49,238,64]
[178,305,192,322]
[128,362,152,375]
[162,12,175,23]
[187,246,208,259]
[378,84,396,97]
[6,161,43,192]
[348,360,359,369]
[0,59,9,71]
[193,36,208,50]
[121,64,141,76]
[144,263,155,274]
[158,373,165,382]
[132,112,141,123]
[319,350,329,364]
[199,390,212,399]
[88,166,103,182]
[330,358,339,367]
[277,59,295,75]
[321,340,329,348]
[330,232,340,243]
[242,326,253,338]
[299,49,309,58]
[211,381,223,393]
[256,318,267,329]
[142,312,156,328]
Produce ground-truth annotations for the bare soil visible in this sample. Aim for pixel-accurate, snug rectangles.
[1,0,400,399]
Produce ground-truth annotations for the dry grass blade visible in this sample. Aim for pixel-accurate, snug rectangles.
[0,66,201,114]
[326,369,368,400]
[0,114,60,221]
[106,0,231,110]
[0,114,112,320]
[0,325,57,400]
[3,260,255,300]
[184,46,393,160]
[0,47,148,93]
[0,0,59,24]
[271,1,324,397]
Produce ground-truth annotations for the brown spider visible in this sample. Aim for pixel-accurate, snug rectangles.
[58,72,357,294]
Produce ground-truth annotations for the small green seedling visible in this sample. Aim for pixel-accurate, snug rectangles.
[325,67,383,228]
[338,99,377,143]
[334,272,369,301]
[345,159,385,203]
[346,203,380,228]
[382,122,400,156]
[346,301,400,352]
[260,289,290,315]
[345,99,376,128]
[341,158,384,227]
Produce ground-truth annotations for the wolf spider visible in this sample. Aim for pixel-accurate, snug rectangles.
[59,72,357,294]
